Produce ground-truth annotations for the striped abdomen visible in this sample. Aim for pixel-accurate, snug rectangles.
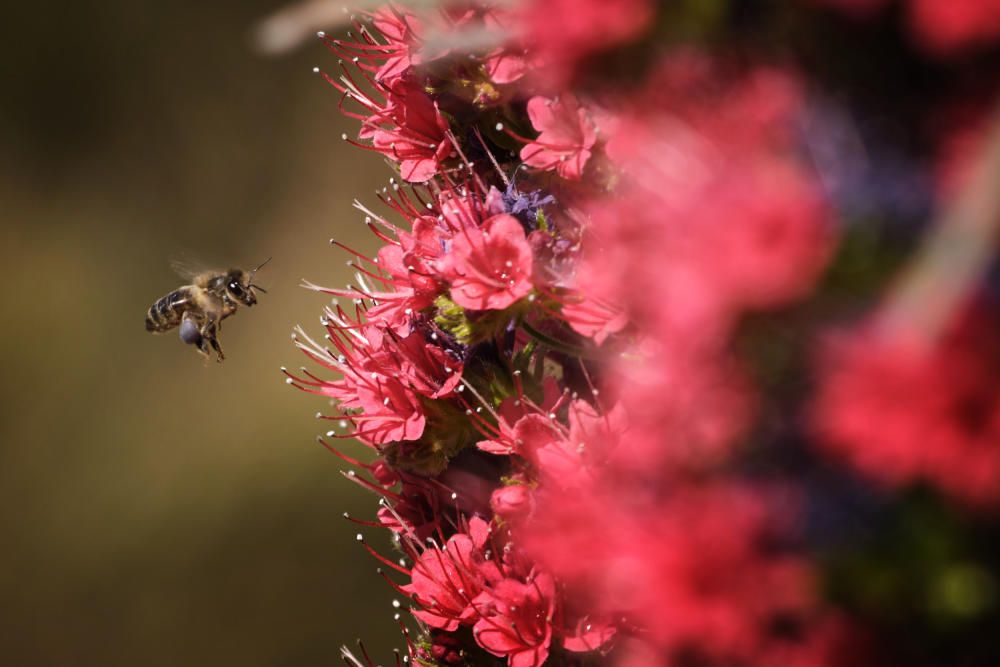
[145,287,194,332]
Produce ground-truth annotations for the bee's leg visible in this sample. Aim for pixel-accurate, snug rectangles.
[180,312,211,360]
[208,332,225,362]
[200,317,225,362]
[195,336,213,359]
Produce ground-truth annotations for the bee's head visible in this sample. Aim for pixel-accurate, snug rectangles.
[226,258,270,306]
[224,270,256,306]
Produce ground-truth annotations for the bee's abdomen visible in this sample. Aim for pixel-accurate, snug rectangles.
[145,289,191,332]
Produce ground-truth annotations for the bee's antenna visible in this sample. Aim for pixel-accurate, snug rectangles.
[249,256,272,294]
[250,256,272,278]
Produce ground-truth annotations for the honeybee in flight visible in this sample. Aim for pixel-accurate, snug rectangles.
[145,258,270,361]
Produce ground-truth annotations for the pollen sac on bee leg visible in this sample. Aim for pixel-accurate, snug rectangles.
[179,318,202,345]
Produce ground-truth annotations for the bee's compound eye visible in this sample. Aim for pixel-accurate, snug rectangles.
[179,319,202,345]
[228,281,245,297]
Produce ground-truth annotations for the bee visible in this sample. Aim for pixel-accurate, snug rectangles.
[145,258,270,361]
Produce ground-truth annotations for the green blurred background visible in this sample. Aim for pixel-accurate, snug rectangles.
[0,1,400,664]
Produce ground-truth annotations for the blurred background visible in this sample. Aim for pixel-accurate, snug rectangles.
[0,1,400,664]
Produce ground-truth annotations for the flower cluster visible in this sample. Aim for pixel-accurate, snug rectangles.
[284,2,1000,666]
[811,303,1000,508]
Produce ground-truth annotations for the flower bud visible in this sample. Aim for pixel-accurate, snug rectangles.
[491,484,534,521]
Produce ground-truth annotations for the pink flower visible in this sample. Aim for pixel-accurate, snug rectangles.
[371,9,423,84]
[403,517,501,631]
[578,58,829,351]
[444,213,534,310]
[353,377,426,444]
[530,400,626,488]
[484,49,528,85]
[520,483,818,662]
[286,306,461,446]
[490,483,534,522]
[561,615,617,653]
[811,308,1000,507]
[481,8,528,85]
[359,80,453,183]
[559,260,628,345]
[908,0,1000,54]
[478,413,561,457]
[559,294,627,345]
[702,162,834,310]
[472,572,556,667]
[520,95,598,180]
[608,350,753,473]
[363,240,441,334]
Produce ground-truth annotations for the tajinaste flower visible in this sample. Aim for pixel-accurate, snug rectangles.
[442,213,534,311]
[362,79,454,183]
[403,516,502,631]
[471,571,556,667]
[285,307,463,446]
[283,1,1000,664]
[519,95,598,181]
[811,303,1000,508]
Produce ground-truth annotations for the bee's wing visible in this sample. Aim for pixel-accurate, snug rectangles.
[170,257,220,282]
